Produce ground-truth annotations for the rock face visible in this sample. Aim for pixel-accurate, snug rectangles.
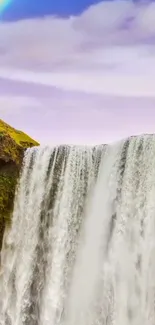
[0,119,39,250]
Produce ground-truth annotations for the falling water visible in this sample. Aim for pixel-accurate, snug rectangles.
[0,145,103,325]
[1,136,155,325]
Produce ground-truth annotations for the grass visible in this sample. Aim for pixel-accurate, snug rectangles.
[0,119,39,148]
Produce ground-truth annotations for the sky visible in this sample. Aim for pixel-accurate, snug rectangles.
[0,0,155,145]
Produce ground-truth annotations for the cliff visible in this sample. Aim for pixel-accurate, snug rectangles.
[0,119,39,250]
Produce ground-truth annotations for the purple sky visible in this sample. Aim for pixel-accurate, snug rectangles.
[0,0,155,145]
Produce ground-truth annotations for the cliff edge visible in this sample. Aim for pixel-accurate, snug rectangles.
[0,119,39,250]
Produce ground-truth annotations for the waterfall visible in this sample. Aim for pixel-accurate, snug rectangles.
[1,136,155,325]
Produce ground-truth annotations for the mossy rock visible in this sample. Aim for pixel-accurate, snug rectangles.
[0,119,39,250]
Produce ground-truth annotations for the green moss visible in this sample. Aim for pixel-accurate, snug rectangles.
[0,132,4,138]
[0,174,16,223]
[0,119,39,148]
[0,119,39,250]
[3,144,21,165]
[0,174,17,249]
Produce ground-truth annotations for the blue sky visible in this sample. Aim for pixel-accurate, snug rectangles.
[0,0,155,145]
[1,0,103,20]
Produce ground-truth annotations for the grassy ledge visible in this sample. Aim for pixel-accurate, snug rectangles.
[0,119,39,148]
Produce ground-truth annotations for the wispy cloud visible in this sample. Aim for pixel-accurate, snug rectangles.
[0,65,155,98]
[0,90,155,145]
[0,1,155,143]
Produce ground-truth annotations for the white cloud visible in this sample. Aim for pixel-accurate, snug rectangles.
[0,1,155,144]
[0,1,154,98]
[0,1,155,68]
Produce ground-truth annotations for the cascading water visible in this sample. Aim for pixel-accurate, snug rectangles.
[0,144,104,325]
[1,136,155,325]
